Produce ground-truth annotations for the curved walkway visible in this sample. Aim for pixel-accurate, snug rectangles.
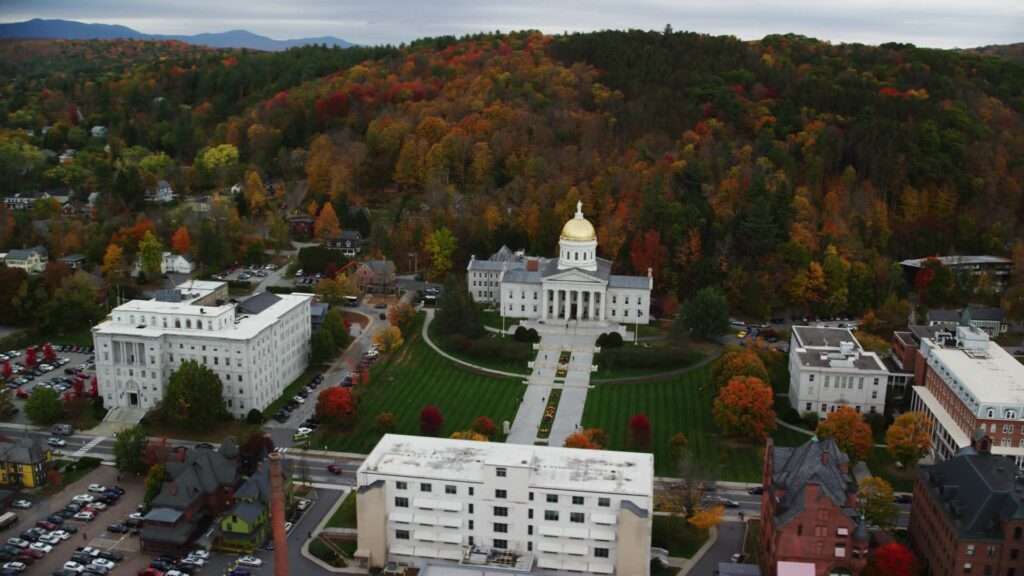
[591,344,723,383]
[420,309,527,379]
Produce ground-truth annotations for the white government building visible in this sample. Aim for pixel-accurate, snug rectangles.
[467,202,652,326]
[355,435,653,575]
[92,280,311,420]
[787,325,890,417]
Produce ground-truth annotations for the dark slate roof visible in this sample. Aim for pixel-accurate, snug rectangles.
[770,437,856,528]
[227,501,265,526]
[928,309,961,323]
[540,257,612,282]
[467,259,516,272]
[0,436,48,464]
[967,306,1006,322]
[310,302,328,319]
[918,449,1024,539]
[238,292,282,315]
[337,230,361,241]
[235,467,271,501]
[608,275,650,289]
[153,442,239,510]
[140,509,207,545]
[366,259,395,277]
[59,254,85,263]
[502,269,542,284]
[6,245,47,260]
[144,507,184,524]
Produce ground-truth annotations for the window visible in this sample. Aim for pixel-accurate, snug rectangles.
[572,496,584,505]
[810,375,815,382]
[570,512,585,523]
[967,545,975,556]
[470,487,474,496]
[395,497,409,508]
[469,504,474,513]
[494,523,508,533]
[544,510,559,521]
[547,494,558,504]
[396,530,410,540]
[496,467,507,477]
[988,546,996,558]
[529,492,534,501]
[528,509,534,519]
[420,483,432,492]
[964,564,972,574]
[494,539,508,549]
[824,376,829,388]
[494,507,508,517]
[445,485,457,495]
[806,403,812,411]
[598,497,610,507]
[469,520,474,529]
[871,390,878,399]
[495,489,507,499]
[528,526,533,535]
[1004,425,1015,435]
[595,548,609,558]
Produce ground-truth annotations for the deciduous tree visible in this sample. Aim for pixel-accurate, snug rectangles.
[138,230,163,279]
[316,387,358,428]
[472,416,498,439]
[375,411,398,433]
[858,476,899,528]
[0,390,15,421]
[710,349,770,390]
[688,504,724,529]
[102,243,127,283]
[450,430,489,441]
[886,411,932,466]
[712,376,777,439]
[629,413,651,449]
[25,386,62,425]
[563,428,605,449]
[420,405,444,436]
[314,202,341,241]
[144,464,169,507]
[816,406,873,462]
[673,287,729,341]
[387,302,416,327]
[162,360,228,430]
[372,325,404,353]
[425,226,457,278]
[310,329,336,364]
[867,543,919,576]
[113,425,150,475]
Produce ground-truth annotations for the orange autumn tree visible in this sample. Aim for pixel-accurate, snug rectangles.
[710,349,770,389]
[315,387,358,429]
[712,376,777,439]
[563,428,605,450]
[816,405,873,462]
[688,504,724,529]
[885,411,932,466]
[170,226,191,254]
[315,201,341,240]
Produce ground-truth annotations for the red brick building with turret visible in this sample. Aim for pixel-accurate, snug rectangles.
[760,437,869,576]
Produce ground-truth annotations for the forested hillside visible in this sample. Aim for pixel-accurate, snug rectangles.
[1,31,1023,320]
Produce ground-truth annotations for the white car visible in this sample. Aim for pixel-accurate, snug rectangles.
[90,558,115,570]
[3,562,26,573]
[49,530,71,541]
[128,512,144,520]
[189,549,209,560]
[295,427,313,436]
[29,542,52,554]
[63,561,85,573]
[72,494,95,503]
[292,395,305,404]
[47,437,67,447]
[87,501,107,511]
[284,521,293,532]
[237,555,263,567]
[73,511,95,521]
[5,538,28,549]
[10,499,31,509]
[37,533,60,545]
[87,484,107,494]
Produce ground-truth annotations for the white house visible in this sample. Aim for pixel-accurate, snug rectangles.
[91,126,107,139]
[91,281,312,419]
[3,246,48,274]
[133,252,195,276]
[355,434,653,575]
[146,180,175,203]
[467,202,652,325]
[787,325,891,417]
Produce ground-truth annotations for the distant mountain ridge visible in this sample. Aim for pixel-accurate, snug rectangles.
[0,18,353,51]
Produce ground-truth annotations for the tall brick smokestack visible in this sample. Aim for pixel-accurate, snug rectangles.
[269,452,290,576]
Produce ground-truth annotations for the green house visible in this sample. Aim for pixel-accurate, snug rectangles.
[211,464,290,553]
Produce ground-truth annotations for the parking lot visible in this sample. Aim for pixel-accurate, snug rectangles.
[4,345,97,427]
[2,463,150,575]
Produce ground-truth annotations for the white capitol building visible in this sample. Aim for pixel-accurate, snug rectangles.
[467,202,652,326]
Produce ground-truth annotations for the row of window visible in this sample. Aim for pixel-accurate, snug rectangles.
[393,529,610,558]
[807,403,878,414]
[396,480,611,508]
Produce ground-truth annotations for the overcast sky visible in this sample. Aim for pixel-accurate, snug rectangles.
[1,0,1021,48]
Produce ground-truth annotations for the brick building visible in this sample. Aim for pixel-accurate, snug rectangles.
[910,432,1024,576]
[760,437,870,576]
[909,326,1024,466]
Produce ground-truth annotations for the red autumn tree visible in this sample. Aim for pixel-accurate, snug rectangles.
[868,543,919,576]
[145,437,172,467]
[472,416,498,439]
[629,413,652,449]
[71,378,84,398]
[0,361,10,378]
[420,405,444,436]
[316,387,358,429]
[42,343,57,363]
[712,376,777,440]
[629,229,667,278]
[24,347,37,367]
[170,226,192,254]
[816,405,874,462]
[88,376,98,397]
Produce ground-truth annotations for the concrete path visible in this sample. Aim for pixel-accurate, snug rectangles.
[548,386,588,446]
[506,384,550,444]
[420,309,527,379]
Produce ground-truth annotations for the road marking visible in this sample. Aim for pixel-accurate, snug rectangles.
[71,436,105,458]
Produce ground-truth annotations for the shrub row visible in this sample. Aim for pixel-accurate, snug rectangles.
[437,334,533,364]
[598,346,702,370]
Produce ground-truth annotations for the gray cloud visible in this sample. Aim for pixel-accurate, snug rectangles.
[0,0,1020,48]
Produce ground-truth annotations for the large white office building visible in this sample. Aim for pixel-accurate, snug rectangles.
[467,202,653,325]
[354,435,653,575]
[788,326,891,417]
[92,280,312,419]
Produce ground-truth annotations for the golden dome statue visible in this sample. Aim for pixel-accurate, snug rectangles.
[560,201,596,242]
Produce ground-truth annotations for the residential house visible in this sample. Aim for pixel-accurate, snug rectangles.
[0,436,51,489]
[760,437,870,576]
[910,431,1024,576]
[87,192,101,207]
[900,255,1012,290]
[141,441,241,554]
[90,126,107,139]
[211,463,292,553]
[162,252,195,275]
[3,188,70,211]
[354,259,396,294]
[59,254,86,270]
[325,230,362,258]
[4,246,48,274]
[310,302,329,329]
[287,215,315,237]
[58,149,76,164]
[927,306,1008,336]
[62,199,88,217]
[146,180,175,203]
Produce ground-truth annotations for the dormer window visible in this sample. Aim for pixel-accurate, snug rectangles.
[1008,410,1017,419]
[987,409,995,418]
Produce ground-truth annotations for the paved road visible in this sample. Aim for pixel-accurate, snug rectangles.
[692,520,746,575]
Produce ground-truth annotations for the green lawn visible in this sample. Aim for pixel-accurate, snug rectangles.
[865,446,916,492]
[582,365,810,480]
[318,315,525,453]
[427,321,532,375]
[477,307,510,331]
[742,519,761,565]
[326,492,357,528]
[264,364,327,417]
[309,538,357,567]
[46,328,95,346]
[652,515,709,558]
[635,321,671,339]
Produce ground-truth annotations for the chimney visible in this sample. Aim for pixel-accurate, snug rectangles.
[169,484,176,496]
[269,452,290,576]
[822,450,830,465]
[527,259,539,272]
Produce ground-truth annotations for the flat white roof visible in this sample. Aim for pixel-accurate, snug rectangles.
[928,339,1024,406]
[900,255,1011,268]
[359,434,652,497]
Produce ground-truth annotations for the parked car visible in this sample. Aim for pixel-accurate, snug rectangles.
[87,484,106,494]
[106,523,128,534]
[71,511,94,522]
[893,494,913,504]
[237,556,262,567]
[9,501,30,510]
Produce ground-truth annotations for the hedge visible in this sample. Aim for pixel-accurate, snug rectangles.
[436,334,533,364]
[598,346,703,370]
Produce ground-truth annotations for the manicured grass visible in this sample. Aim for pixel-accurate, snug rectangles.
[427,321,532,375]
[742,519,761,565]
[318,315,524,453]
[46,328,95,346]
[582,365,810,480]
[263,364,327,417]
[309,538,356,567]
[652,515,709,558]
[865,446,916,492]
[477,307,509,331]
[326,492,357,529]
[635,321,671,339]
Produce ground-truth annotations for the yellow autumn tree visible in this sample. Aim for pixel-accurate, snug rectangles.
[688,504,724,529]
[449,430,489,442]
[886,412,932,466]
[243,171,267,215]
[372,325,404,353]
[101,243,126,283]
[314,202,341,241]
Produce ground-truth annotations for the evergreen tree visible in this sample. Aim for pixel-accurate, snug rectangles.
[435,275,482,337]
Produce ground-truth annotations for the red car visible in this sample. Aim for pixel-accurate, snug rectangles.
[138,569,164,576]
[34,520,56,530]
[327,464,341,475]
[15,389,29,399]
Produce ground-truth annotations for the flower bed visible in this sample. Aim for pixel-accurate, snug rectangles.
[556,367,568,377]
[536,389,562,439]
[559,350,571,364]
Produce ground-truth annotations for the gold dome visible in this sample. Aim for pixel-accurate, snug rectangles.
[560,217,596,241]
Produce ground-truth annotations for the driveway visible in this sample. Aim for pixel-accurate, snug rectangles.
[689,520,746,575]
